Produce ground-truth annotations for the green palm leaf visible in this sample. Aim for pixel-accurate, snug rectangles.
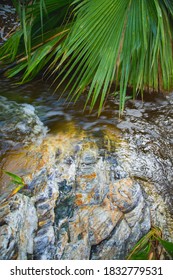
[0,0,73,80]
[158,238,173,258]
[1,0,173,114]
[52,0,173,114]
[127,227,173,260]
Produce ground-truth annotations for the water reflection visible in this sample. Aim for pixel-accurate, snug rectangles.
[0,78,172,207]
[0,78,121,135]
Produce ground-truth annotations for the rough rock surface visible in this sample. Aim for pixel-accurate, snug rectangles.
[0,96,47,155]
[0,93,173,260]
[0,195,37,260]
[117,93,173,240]
[0,129,151,260]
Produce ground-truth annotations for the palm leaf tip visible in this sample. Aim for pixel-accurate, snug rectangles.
[55,0,173,113]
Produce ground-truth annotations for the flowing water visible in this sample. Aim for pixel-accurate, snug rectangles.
[0,78,172,200]
[0,77,173,259]
[0,78,119,194]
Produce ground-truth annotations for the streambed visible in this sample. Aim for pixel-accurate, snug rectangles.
[0,78,173,259]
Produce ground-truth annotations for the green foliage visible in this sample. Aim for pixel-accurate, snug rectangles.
[0,0,173,114]
[2,171,26,202]
[0,0,72,79]
[57,0,173,114]
[127,227,173,260]
[158,238,173,258]
[4,171,24,185]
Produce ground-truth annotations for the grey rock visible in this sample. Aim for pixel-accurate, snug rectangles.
[0,96,47,155]
[91,220,131,260]
[140,206,151,235]
[61,238,90,260]
[126,222,143,253]
[0,93,173,260]
[109,180,142,213]
[0,137,153,260]
[125,196,144,227]
[0,194,37,260]
[34,227,55,260]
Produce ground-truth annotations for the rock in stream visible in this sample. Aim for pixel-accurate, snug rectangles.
[0,96,47,155]
[0,94,173,260]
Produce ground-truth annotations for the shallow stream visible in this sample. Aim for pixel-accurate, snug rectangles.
[0,77,173,259]
[0,78,172,204]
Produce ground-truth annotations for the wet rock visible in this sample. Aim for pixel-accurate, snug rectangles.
[0,194,37,260]
[0,96,172,260]
[116,97,173,240]
[34,227,55,260]
[0,96,47,155]
[109,179,142,213]
[140,206,151,235]
[124,196,145,227]
[91,220,131,260]
[33,167,59,260]
[113,165,128,179]
[126,222,144,252]
[81,151,97,165]
[0,131,156,260]
[61,237,90,260]
[88,203,123,245]
[0,225,15,260]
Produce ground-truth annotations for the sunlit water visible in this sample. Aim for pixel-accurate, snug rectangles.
[0,78,121,135]
[1,78,172,135]
[0,78,173,213]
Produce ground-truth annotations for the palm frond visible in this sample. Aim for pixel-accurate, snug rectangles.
[1,0,173,114]
[0,0,73,81]
[54,0,173,114]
